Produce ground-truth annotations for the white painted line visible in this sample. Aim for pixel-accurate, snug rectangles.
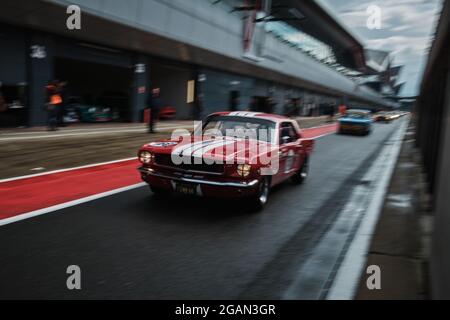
[0,125,193,141]
[0,123,330,141]
[283,122,399,299]
[326,117,410,300]
[0,157,138,183]
[0,123,190,136]
[0,183,147,227]
[0,127,147,136]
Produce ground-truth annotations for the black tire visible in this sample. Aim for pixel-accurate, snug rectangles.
[149,185,167,196]
[291,156,309,184]
[248,177,271,211]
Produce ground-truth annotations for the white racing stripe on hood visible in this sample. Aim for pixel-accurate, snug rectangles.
[172,139,215,157]
[228,111,262,117]
[191,139,236,158]
[182,140,219,157]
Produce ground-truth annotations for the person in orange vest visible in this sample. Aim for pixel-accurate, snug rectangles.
[45,80,62,131]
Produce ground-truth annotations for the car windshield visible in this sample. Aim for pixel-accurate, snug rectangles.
[202,116,276,143]
[344,112,369,119]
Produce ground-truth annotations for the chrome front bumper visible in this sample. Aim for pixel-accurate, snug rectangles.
[138,167,259,188]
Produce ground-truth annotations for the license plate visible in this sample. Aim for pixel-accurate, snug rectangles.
[175,183,197,196]
[342,125,361,131]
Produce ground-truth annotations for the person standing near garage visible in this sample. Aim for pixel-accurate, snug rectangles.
[147,87,162,134]
[338,103,347,117]
[0,83,6,113]
[283,97,293,117]
[45,80,63,131]
[229,91,240,112]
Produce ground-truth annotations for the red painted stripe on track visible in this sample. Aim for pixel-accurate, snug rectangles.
[301,123,337,139]
[0,124,336,220]
[0,160,140,219]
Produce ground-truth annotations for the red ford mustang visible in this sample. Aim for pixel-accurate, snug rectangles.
[138,112,314,210]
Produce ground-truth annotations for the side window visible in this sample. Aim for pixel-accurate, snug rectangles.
[279,122,299,144]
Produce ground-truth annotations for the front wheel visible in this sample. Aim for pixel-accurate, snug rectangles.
[292,156,309,184]
[149,185,168,197]
[248,177,271,211]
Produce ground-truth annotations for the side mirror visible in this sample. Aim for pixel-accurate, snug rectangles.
[281,136,291,144]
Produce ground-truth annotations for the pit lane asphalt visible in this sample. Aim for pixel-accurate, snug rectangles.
[0,120,404,299]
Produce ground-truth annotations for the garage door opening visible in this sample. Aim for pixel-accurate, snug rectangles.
[150,63,195,120]
[54,58,132,123]
[0,83,27,127]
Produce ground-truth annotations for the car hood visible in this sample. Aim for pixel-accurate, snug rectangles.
[339,117,372,124]
[141,136,277,163]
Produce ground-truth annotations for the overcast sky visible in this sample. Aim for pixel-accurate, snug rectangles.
[320,0,443,96]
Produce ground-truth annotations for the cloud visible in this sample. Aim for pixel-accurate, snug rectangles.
[336,0,441,37]
[321,0,442,96]
[366,35,431,61]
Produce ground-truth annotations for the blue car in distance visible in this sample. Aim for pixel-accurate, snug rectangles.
[338,109,373,136]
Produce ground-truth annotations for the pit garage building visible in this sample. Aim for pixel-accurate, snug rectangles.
[0,0,396,127]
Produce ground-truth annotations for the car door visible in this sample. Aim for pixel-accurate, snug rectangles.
[275,122,302,184]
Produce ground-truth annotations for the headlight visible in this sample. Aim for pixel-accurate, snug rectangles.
[139,151,154,164]
[237,164,251,177]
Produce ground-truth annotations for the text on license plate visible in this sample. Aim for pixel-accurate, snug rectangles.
[175,183,197,195]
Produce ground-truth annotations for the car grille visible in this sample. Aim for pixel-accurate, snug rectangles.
[154,154,225,174]
[341,121,362,126]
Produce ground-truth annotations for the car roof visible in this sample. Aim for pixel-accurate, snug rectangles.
[208,111,289,123]
[346,109,371,114]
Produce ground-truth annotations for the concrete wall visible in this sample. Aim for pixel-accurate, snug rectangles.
[0,25,26,85]
[200,68,254,116]
[417,0,450,299]
[431,68,450,298]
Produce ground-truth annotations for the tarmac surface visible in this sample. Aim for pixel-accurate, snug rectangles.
[0,120,405,299]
